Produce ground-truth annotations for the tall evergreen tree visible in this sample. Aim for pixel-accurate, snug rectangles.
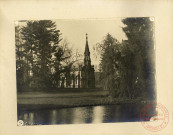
[96,18,155,100]
[20,20,62,88]
[121,17,155,99]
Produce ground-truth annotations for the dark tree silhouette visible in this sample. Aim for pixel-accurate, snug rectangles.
[96,18,155,100]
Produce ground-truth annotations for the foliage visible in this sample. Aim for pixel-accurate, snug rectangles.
[97,17,155,100]
[97,34,120,96]
[121,17,155,99]
[16,20,82,90]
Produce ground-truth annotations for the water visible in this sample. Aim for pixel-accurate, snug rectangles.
[18,104,150,125]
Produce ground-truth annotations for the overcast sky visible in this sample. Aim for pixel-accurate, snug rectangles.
[16,19,127,70]
[54,19,127,67]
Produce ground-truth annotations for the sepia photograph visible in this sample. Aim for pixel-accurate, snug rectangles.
[15,18,156,126]
[1,0,173,135]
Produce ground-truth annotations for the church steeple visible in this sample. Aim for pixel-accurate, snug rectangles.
[81,33,95,88]
[84,33,91,67]
[85,33,90,55]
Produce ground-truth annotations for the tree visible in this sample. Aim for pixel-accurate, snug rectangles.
[16,20,83,90]
[20,20,62,88]
[15,26,30,90]
[54,39,82,88]
[121,17,155,99]
[47,39,82,88]
[95,18,155,100]
[97,34,120,96]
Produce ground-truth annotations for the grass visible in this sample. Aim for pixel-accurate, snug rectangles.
[17,89,152,110]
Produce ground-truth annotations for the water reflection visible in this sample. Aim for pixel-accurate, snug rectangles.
[21,112,35,125]
[92,106,105,123]
[18,104,151,125]
[73,108,86,124]
[51,110,57,124]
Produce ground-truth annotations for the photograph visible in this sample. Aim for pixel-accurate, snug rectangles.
[15,17,156,126]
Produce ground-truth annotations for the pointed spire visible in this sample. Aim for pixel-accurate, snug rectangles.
[84,33,91,66]
[85,33,90,55]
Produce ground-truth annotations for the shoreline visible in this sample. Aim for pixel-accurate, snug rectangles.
[18,98,152,111]
[17,90,154,111]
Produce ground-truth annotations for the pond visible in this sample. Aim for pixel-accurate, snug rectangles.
[18,104,153,125]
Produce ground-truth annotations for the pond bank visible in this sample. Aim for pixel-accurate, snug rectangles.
[17,90,153,111]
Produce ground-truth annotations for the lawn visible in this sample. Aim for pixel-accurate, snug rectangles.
[17,89,111,109]
[17,89,151,110]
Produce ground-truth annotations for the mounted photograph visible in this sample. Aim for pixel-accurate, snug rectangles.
[16,17,156,126]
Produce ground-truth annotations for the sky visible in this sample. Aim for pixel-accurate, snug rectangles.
[16,19,127,71]
[54,19,127,68]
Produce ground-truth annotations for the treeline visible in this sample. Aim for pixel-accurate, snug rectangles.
[16,20,80,90]
[98,18,155,100]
